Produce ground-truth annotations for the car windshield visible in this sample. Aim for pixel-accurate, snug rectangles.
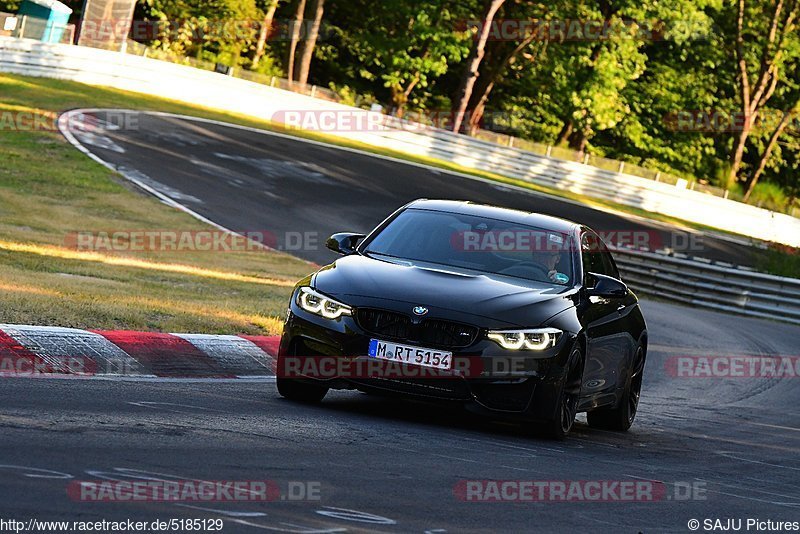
[364,209,573,285]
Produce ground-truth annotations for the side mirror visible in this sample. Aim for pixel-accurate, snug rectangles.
[586,272,628,299]
[326,232,366,256]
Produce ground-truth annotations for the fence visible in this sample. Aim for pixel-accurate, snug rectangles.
[123,39,342,103]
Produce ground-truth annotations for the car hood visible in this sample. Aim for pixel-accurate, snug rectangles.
[313,255,576,328]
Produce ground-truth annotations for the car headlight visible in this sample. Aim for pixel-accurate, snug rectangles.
[296,287,353,319]
[487,328,562,350]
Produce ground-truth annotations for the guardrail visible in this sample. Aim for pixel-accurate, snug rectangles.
[373,117,800,246]
[614,247,800,325]
[1,35,800,248]
[122,39,344,104]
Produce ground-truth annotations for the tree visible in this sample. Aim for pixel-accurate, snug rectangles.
[462,1,550,135]
[746,106,796,200]
[592,11,723,182]
[743,63,800,200]
[287,0,307,81]
[547,17,647,152]
[728,0,800,187]
[451,0,506,133]
[141,0,261,67]
[329,0,471,115]
[296,0,325,85]
[252,0,280,70]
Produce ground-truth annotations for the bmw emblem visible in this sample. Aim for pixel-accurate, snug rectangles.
[413,306,429,316]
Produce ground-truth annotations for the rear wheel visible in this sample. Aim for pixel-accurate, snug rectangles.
[539,346,583,440]
[587,344,645,431]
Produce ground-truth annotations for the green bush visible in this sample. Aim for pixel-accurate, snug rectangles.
[755,244,800,278]
[328,83,376,109]
[748,181,790,212]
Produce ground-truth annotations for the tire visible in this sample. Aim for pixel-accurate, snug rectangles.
[538,346,584,440]
[276,377,329,403]
[587,344,645,432]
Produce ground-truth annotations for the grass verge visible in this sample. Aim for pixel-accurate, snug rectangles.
[0,74,317,334]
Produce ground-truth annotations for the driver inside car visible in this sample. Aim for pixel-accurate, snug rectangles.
[531,250,569,284]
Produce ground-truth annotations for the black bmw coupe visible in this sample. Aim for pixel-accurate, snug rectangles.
[277,200,647,438]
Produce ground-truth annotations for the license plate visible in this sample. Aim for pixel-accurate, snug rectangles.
[368,339,452,370]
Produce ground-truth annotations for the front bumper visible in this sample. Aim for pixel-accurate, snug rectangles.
[278,303,576,422]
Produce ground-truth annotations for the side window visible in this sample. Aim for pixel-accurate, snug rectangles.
[581,233,606,278]
[599,244,621,280]
[582,230,621,281]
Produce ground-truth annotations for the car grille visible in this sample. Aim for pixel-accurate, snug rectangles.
[356,308,479,349]
[356,308,412,339]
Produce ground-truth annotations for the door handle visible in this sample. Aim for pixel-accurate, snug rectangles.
[617,304,626,312]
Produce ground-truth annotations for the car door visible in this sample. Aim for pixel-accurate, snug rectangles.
[579,231,634,407]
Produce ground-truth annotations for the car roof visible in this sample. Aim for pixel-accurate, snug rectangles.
[405,199,579,235]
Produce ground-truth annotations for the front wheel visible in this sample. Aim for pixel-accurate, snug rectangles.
[538,346,583,440]
[277,377,329,403]
[587,344,645,431]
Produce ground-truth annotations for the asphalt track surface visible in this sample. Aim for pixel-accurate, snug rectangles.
[1,111,798,532]
[3,300,800,533]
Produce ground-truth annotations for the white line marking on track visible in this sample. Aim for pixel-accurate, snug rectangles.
[0,465,73,479]
[128,401,225,413]
[747,422,800,432]
[461,436,566,454]
[715,452,800,471]
[229,519,346,533]
[57,110,297,263]
[175,504,267,518]
[315,507,396,525]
